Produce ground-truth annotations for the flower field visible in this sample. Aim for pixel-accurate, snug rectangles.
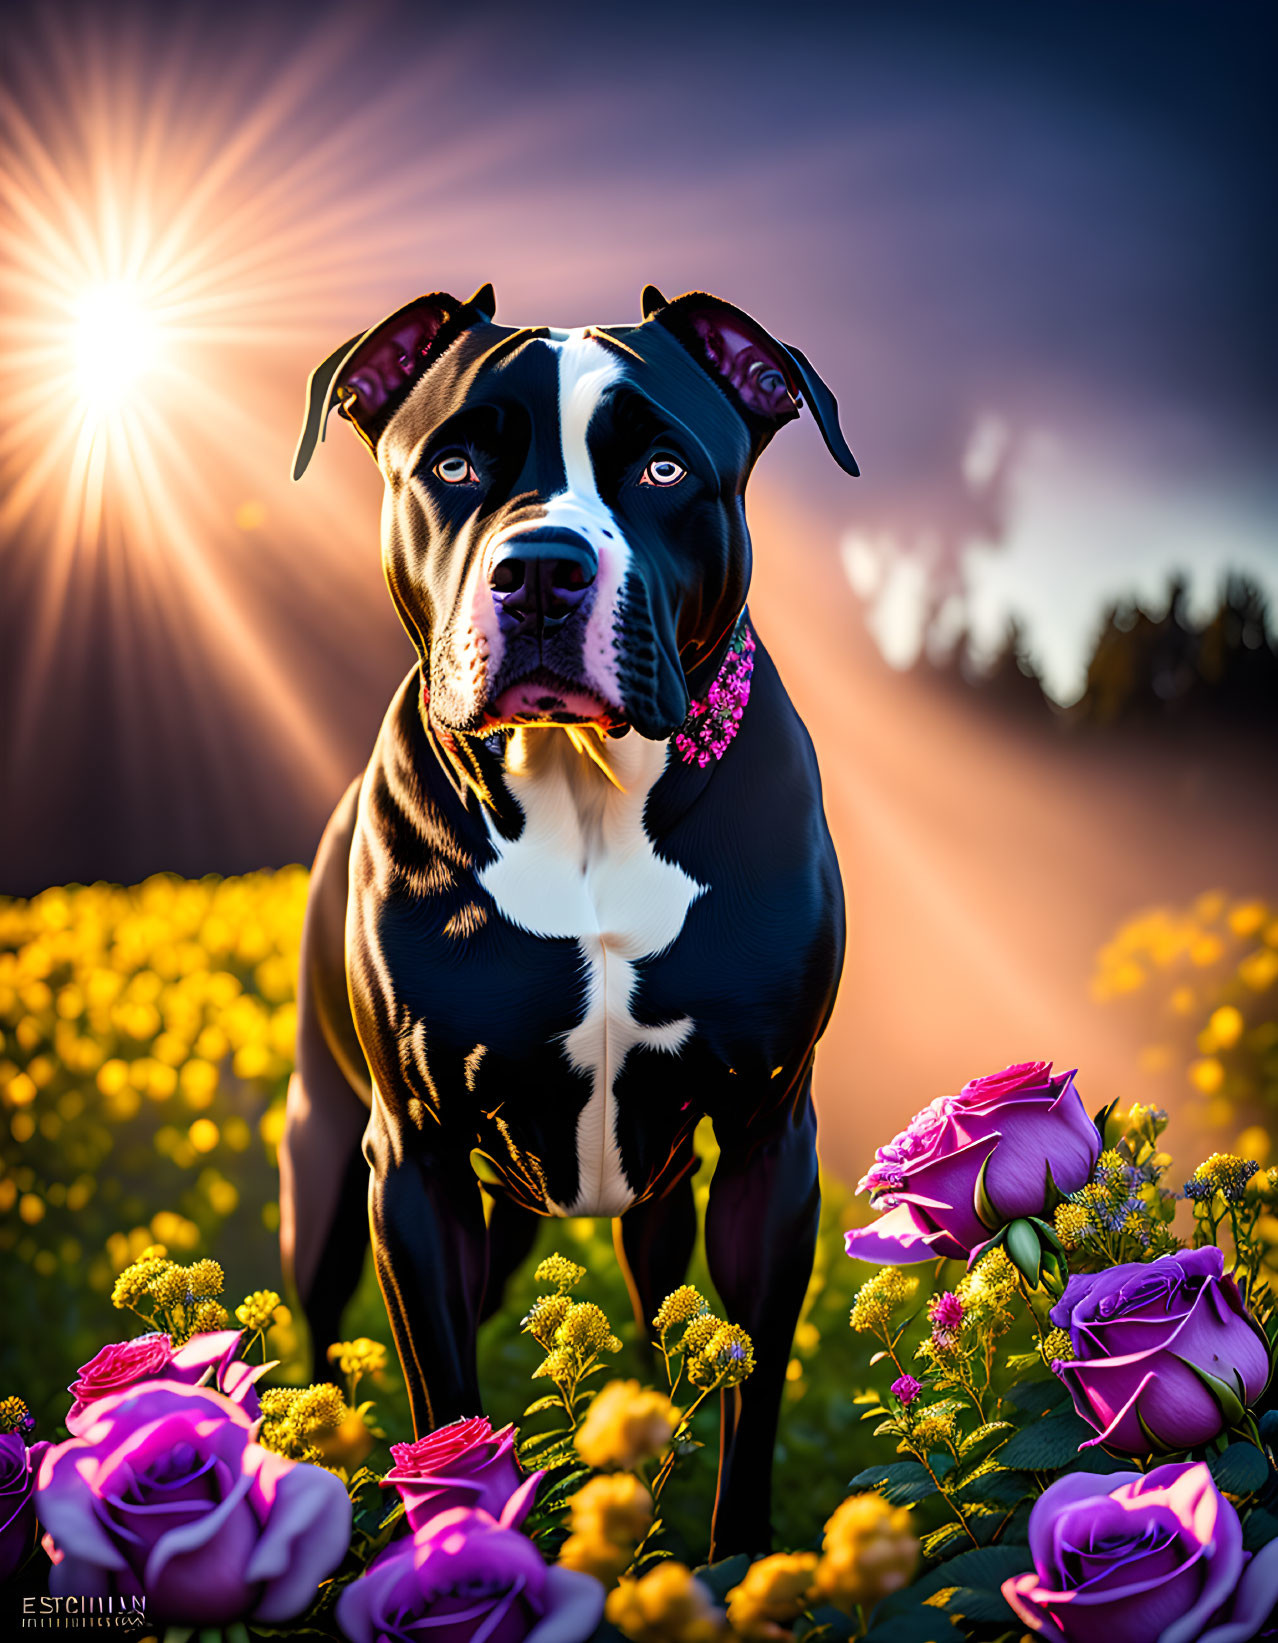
[4,875,1278,1639]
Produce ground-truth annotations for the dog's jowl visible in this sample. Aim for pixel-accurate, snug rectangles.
[279,282,856,1553]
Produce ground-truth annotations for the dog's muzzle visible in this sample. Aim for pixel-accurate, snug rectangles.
[488,529,597,639]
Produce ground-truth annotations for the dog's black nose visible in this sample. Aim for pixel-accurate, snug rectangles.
[488,532,597,636]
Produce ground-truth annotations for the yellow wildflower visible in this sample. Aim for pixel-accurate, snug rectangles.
[1054,1202,1092,1251]
[326,1338,388,1378]
[557,1530,631,1588]
[569,1473,654,1542]
[607,1564,726,1643]
[290,1383,348,1439]
[679,1315,724,1359]
[189,1301,229,1335]
[522,1293,571,1346]
[111,1254,170,1311]
[653,1286,708,1333]
[849,1267,918,1334]
[185,1258,224,1298]
[686,1324,755,1390]
[534,1253,586,1294]
[1043,1328,1074,1366]
[236,1289,284,1332]
[576,1380,680,1470]
[812,1494,919,1614]
[725,1553,817,1642]
[556,1302,622,1357]
[0,1397,31,1434]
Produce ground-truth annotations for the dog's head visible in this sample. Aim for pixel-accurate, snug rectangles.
[293,283,857,740]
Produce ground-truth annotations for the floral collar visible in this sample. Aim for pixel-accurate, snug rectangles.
[673,613,755,767]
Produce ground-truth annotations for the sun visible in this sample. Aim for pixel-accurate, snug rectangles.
[72,282,161,413]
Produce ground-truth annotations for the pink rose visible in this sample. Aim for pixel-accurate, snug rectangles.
[845,1061,1101,1264]
[384,1416,542,1533]
[67,1330,272,1435]
[37,1381,350,1625]
[337,1499,603,1643]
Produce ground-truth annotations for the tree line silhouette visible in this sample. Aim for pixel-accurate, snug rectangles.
[921,574,1277,736]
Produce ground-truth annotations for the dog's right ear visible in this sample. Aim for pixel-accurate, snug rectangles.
[292,283,497,480]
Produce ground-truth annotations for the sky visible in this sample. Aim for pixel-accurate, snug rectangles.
[0,0,1275,890]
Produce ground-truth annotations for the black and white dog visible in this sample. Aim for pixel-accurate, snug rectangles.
[280,283,855,1553]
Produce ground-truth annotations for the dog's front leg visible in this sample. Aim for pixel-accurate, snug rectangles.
[364,1095,487,1436]
[705,1071,820,1558]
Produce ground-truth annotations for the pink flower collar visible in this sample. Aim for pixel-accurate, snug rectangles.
[674,615,755,767]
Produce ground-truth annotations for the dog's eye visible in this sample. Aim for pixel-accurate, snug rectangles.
[641,455,686,487]
[433,452,477,485]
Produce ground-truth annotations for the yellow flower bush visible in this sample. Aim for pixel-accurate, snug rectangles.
[811,1493,919,1614]
[1094,891,1278,1139]
[607,1563,726,1643]
[575,1379,680,1470]
[725,1553,817,1642]
[0,869,308,1395]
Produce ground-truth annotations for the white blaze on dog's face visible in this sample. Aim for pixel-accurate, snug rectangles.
[291,287,858,741]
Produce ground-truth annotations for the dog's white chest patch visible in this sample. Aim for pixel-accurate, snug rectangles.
[478,730,704,1216]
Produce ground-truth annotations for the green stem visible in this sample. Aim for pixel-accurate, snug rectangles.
[880,1329,978,1549]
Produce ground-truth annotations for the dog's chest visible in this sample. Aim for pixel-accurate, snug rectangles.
[479,730,704,1215]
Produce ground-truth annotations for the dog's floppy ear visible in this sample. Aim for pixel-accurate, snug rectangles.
[292,283,497,480]
[650,290,858,476]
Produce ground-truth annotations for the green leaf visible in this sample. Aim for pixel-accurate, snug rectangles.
[1243,1507,1278,1552]
[1066,1446,1133,1475]
[958,1421,1014,1458]
[863,1611,962,1643]
[847,1461,939,1505]
[1027,1215,1066,1260]
[1005,1219,1043,1286]
[520,1429,575,1456]
[1002,1376,1070,1417]
[1041,1158,1067,1217]
[1172,1357,1248,1427]
[1000,1409,1094,1469]
[1210,1442,1271,1495]
[691,1553,751,1601]
[966,1503,1013,1545]
[919,1522,968,1560]
[933,1585,1015,1622]
[973,1151,1002,1231]
[523,1394,567,1417]
[540,1467,592,1503]
[797,1607,858,1643]
[957,1465,1031,1507]
[903,1543,1035,1601]
[1093,1098,1119,1143]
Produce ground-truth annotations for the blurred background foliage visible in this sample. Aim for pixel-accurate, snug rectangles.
[912,572,1278,737]
[1092,889,1278,1174]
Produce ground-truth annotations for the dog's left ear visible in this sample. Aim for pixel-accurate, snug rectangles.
[649,290,859,476]
[292,283,497,480]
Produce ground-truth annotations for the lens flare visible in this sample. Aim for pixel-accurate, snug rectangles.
[73,282,160,411]
[0,9,487,827]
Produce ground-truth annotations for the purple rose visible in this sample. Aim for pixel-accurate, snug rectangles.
[382,1415,542,1533]
[845,1061,1100,1264]
[67,1329,272,1435]
[0,1432,48,1583]
[337,1497,603,1643]
[1049,1247,1271,1452]
[37,1381,350,1625]
[1003,1462,1278,1642]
